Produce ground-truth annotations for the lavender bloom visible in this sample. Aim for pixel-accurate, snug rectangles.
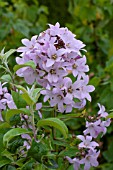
[83,120,103,138]
[100,118,111,135]
[0,82,16,121]
[50,92,72,113]
[80,149,100,170]
[66,156,80,170]
[46,44,62,67]
[77,135,99,150]
[77,75,95,102]
[36,103,42,118]
[16,23,95,111]
[4,93,16,109]
[21,134,31,150]
[17,35,38,54]
[67,56,89,78]
[97,103,108,118]
[84,104,111,138]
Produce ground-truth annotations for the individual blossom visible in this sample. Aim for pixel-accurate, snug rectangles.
[76,75,95,102]
[36,102,42,118]
[46,44,62,67]
[66,156,81,170]
[80,149,100,170]
[67,55,89,79]
[50,91,73,113]
[0,82,16,121]
[21,134,31,150]
[97,103,108,118]
[84,104,111,138]
[77,135,99,150]
[100,118,111,135]
[83,119,103,138]
[17,35,38,54]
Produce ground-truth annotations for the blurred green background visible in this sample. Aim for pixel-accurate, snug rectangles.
[1,0,113,169]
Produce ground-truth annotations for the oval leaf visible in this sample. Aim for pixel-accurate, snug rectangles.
[3,128,31,147]
[107,112,113,118]
[3,49,16,60]
[14,60,36,72]
[13,85,34,105]
[0,159,11,168]
[37,118,68,139]
[5,108,30,123]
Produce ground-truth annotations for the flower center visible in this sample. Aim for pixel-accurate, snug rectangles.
[73,64,77,69]
[50,69,56,74]
[52,54,57,60]
[68,86,73,93]
[58,95,63,100]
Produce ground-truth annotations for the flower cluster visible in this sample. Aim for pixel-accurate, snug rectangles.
[16,23,95,113]
[0,82,16,121]
[66,103,111,170]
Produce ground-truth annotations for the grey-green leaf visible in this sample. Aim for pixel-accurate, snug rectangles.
[37,118,68,139]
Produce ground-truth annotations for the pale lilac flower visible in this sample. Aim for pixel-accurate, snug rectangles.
[4,93,16,109]
[36,103,42,118]
[0,82,16,120]
[77,135,99,150]
[63,77,81,100]
[77,75,95,101]
[66,156,80,170]
[80,149,100,170]
[46,44,62,67]
[100,118,111,135]
[16,23,95,111]
[98,103,108,118]
[83,120,103,138]
[67,56,89,78]
[74,99,86,109]
[50,92,72,113]
[17,35,38,54]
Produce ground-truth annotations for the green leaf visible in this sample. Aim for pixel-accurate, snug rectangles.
[58,113,82,121]
[11,90,27,108]
[14,158,26,166]
[13,85,27,93]
[5,108,30,123]
[5,165,16,170]
[32,88,41,102]
[0,122,10,129]
[3,128,30,147]
[21,92,34,105]
[37,118,68,139]
[13,85,34,105]
[0,74,12,82]
[14,60,36,72]
[107,112,113,118]
[59,147,79,157]
[13,20,30,37]
[2,149,14,161]
[43,159,58,169]
[0,159,11,168]
[8,137,24,154]
[52,139,68,147]
[21,159,34,170]
[103,142,113,162]
[3,49,16,61]
[27,140,48,162]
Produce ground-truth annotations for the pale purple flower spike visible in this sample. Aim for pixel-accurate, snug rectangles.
[16,22,95,113]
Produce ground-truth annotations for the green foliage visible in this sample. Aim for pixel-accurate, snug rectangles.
[37,118,68,139]
[27,139,48,162]
[0,0,113,169]
[13,60,36,72]
[3,128,30,147]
